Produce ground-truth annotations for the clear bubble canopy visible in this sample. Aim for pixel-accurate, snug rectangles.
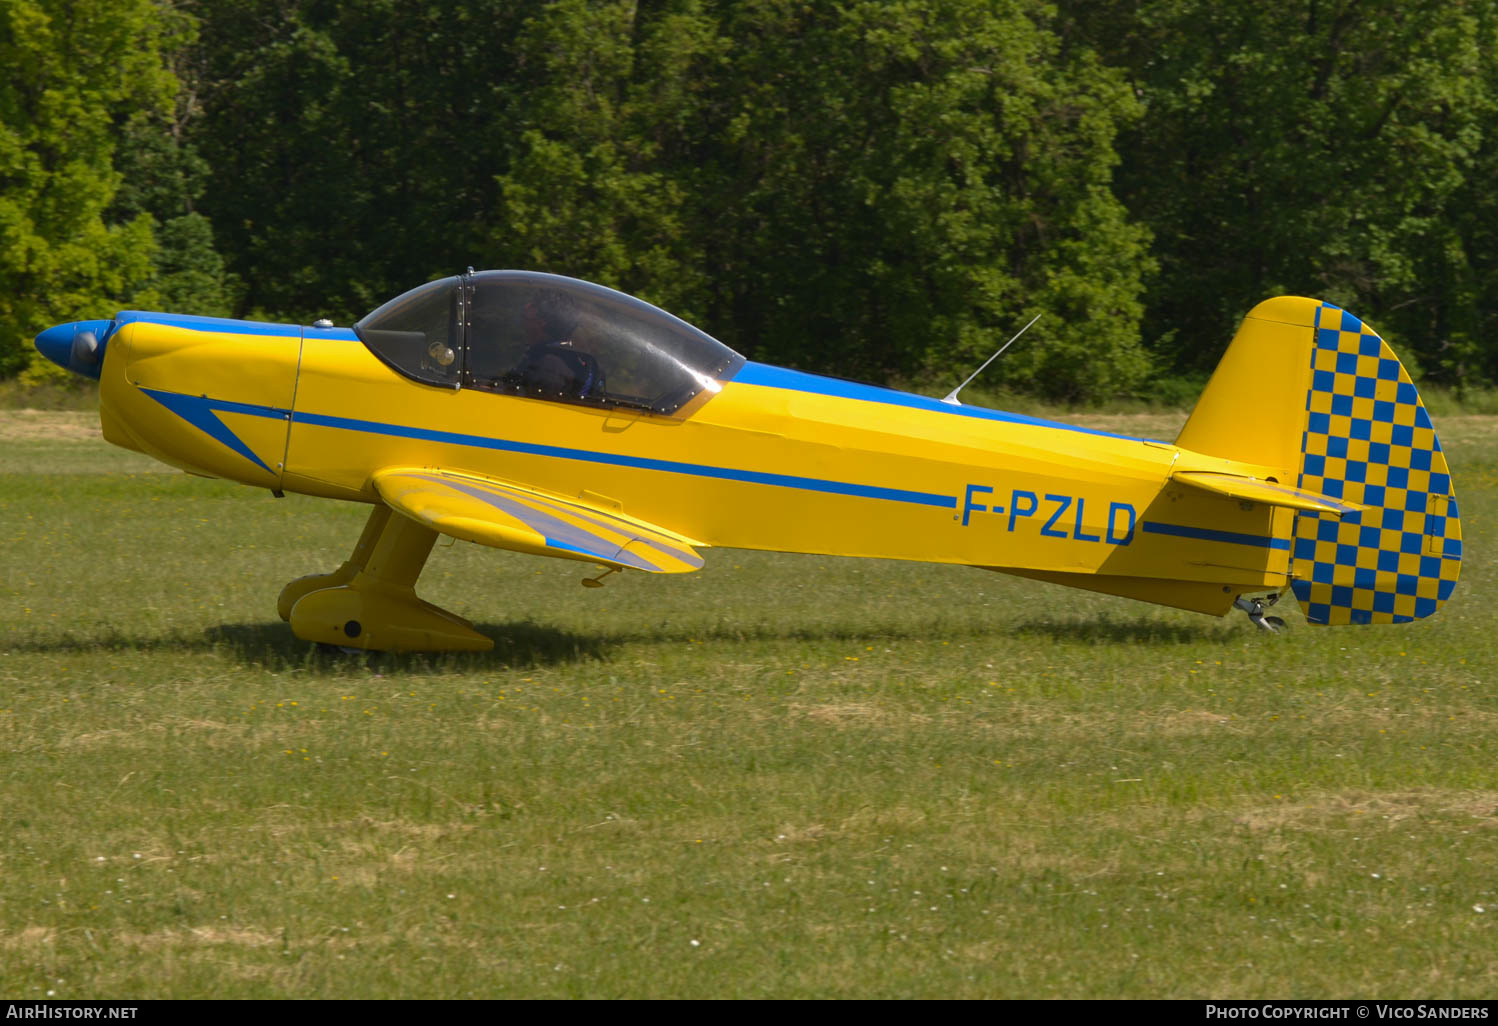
[354,270,743,415]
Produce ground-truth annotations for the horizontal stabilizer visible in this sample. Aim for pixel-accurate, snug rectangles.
[1170,471,1364,516]
[373,468,704,573]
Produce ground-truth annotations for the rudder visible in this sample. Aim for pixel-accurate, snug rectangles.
[1291,303,1461,624]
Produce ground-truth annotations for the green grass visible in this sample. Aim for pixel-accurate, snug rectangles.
[1,412,1495,998]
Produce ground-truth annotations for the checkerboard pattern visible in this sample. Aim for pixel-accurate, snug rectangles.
[1291,303,1462,625]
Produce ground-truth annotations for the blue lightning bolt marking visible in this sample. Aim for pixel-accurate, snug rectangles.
[138,388,286,474]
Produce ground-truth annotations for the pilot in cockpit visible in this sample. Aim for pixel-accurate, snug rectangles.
[507,289,602,399]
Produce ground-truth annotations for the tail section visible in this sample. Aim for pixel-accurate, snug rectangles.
[1177,297,1462,625]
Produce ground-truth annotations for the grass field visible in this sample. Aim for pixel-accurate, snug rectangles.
[1,409,1494,999]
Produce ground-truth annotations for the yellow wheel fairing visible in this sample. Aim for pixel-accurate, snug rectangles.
[286,505,491,653]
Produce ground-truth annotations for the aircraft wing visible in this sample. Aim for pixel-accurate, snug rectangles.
[372,468,705,573]
[1170,470,1364,516]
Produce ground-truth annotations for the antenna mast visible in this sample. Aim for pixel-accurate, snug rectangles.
[941,313,1041,406]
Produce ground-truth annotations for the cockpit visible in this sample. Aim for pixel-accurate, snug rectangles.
[353,270,744,415]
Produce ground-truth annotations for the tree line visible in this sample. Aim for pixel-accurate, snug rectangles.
[4,0,1497,402]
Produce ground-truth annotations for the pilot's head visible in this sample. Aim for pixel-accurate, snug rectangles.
[524,290,582,345]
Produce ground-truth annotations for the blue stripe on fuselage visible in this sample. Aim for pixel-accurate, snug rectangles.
[117,311,305,338]
[1140,520,1292,551]
[116,311,359,341]
[731,363,1155,443]
[293,409,958,508]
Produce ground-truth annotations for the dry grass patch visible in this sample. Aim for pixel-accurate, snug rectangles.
[834,805,931,834]
[1155,708,1235,733]
[1227,788,1498,832]
[993,702,1498,742]
[1,926,58,951]
[1050,411,1186,439]
[1052,412,1498,450]
[113,926,281,950]
[771,821,831,844]
[791,701,926,727]
[0,410,99,442]
[58,718,278,752]
[1421,415,1498,449]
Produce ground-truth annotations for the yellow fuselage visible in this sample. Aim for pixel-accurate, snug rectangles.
[97,313,1294,616]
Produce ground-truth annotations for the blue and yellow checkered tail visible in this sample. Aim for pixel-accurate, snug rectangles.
[1290,303,1462,625]
[1178,297,1461,626]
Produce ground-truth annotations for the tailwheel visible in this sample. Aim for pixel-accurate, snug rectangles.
[1234,592,1287,632]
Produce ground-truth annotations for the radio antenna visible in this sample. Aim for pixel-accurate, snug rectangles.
[941,313,1041,406]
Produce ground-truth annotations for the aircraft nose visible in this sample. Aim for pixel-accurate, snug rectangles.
[34,319,114,380]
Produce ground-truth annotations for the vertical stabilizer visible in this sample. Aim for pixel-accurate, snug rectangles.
[1177,298,1461,625]
[1177,297,1320,480]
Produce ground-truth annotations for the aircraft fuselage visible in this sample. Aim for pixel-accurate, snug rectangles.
[94,311,1292,617]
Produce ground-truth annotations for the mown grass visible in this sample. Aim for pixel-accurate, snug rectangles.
[1,411,1495,998]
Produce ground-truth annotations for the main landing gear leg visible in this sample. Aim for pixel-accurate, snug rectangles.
[282,504,493,653]
[1234,592,1287,632]
[277,504,391,621]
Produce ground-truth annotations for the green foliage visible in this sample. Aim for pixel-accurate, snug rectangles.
[134,212,231,317]
[183,0,1151,400]
[1062,0,1497,385]
[14,0,1498,401]
[0,0,187,375]
[492,0,714,317]
[688,0,1152,400]
[107,14,233,321]
[188,0,535,323]
[1439,3,1498,390]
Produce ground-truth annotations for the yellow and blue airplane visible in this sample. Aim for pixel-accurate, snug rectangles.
[35,270,1461,651]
